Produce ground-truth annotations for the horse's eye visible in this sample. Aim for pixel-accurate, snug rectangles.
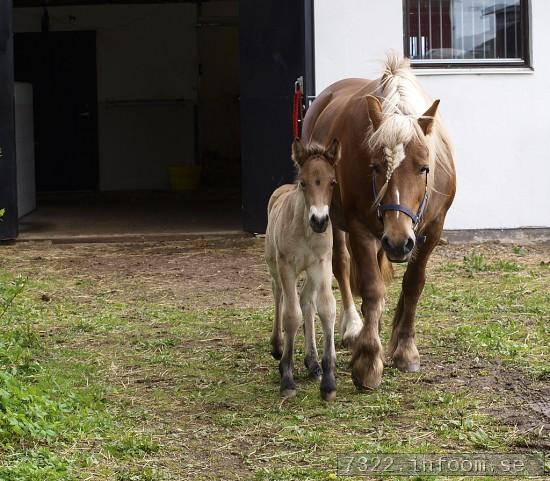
[371,164,381,174]
[330,179,337,186]
[420,166,430,174]
[299,180,306,188]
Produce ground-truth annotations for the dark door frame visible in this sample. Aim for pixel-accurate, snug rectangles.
[0,0,18,240]
[240,0,316,233]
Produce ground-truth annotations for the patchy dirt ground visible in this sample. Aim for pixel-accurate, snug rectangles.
[5,236,549,310]
[1,236,549,480]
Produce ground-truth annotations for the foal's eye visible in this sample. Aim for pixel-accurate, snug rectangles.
[299,180,306,188]
[330,179,337,186]
[420,166,430,174]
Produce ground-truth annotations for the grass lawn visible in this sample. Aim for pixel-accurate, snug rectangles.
[0,238,548,480]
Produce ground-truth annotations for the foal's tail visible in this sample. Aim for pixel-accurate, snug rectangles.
[349,248,394,296]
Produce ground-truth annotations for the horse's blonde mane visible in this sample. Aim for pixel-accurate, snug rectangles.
[367,53,453,204]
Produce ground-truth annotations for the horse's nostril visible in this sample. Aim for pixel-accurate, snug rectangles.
[404,237,415,254]
[310,215,329,233]
[381,236,391,252]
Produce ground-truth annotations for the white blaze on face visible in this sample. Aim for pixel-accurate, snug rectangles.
[309,205,329,220]
[394,188,400,219]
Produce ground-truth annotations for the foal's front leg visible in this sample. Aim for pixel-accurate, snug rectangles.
[277,261,302,397]
[314,262,337,401]
[389,222,443,372]
[301,275,322,380]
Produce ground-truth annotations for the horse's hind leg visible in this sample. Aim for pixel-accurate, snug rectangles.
[332,226,362,347]
[390,222,442,372]
[301,274,322,380]
[315,265,337,401]
[278,262,302,397]
[270,278,283,360]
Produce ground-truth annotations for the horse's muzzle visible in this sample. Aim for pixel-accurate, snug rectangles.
[381,235,415,262]
[310,215,329,233]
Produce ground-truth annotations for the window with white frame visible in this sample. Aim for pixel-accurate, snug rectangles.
[404,0,530,67]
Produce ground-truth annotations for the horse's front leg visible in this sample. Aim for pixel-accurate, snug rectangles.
[277,261,302,397]
[332,226,362,347]
[348,227,385,390]
[389,222,443,372]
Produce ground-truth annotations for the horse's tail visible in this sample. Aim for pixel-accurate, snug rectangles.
[349,245,394,296]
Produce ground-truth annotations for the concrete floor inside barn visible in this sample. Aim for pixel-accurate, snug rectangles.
[18,191,242,242]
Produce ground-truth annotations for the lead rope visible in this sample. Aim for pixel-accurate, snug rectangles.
[292,76,304,139]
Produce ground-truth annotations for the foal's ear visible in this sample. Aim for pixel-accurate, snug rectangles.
[291,138,306,166]
[325,138,341,166]
[366,95,383,131]
[418,99,440,136]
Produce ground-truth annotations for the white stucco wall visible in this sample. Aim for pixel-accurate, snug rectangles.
[315,0,550,229]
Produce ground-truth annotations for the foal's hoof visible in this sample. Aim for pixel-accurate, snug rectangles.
[280,388,297,398]
[320,372,337,401]
[280,375,297,398]
[321,389,336,402]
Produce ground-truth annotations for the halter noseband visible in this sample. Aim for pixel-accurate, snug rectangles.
[372,172,429,230]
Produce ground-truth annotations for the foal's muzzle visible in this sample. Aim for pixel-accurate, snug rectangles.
[381,235,415,262]
[310,215,329,233]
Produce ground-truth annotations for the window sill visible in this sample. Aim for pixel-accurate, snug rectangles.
[413,67,534,76]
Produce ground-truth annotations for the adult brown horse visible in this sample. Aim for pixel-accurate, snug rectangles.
[302,55,456,390]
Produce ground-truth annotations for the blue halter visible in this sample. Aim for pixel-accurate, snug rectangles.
[372,172,429,230]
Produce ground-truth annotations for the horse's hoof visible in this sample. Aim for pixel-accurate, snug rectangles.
[321,389,336,402]
[280,388,297,398]
[351,356,383,391]
[392,341,420,372]
[393,359,420,372]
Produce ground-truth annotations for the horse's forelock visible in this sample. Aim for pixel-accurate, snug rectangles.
[365,53,453,194]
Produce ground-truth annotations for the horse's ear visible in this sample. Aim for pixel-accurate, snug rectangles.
[291,138,305,166]
[418,99,440,136]
[366,95,383,131]
[326,138,341,166]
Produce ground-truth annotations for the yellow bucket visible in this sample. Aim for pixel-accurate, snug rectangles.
[168,164,201,191]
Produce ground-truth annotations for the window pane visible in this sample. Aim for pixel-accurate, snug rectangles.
[405,0,525,62]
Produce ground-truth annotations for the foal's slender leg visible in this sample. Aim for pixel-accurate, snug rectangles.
[348,226,385,390]
[315,263,337,401]
[389,222,443,372]
[301,275,322,380]
[270,278,283,360]
[277,261,302,397]
[332,226,362,347]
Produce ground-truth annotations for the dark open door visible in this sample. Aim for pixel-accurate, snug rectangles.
[14,31,98,192]
[0,0,18,240]
[240,0,315,233]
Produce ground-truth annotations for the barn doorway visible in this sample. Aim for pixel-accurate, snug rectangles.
[12,2,242,240]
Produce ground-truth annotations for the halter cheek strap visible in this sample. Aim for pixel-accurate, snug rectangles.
[372,173,429,230]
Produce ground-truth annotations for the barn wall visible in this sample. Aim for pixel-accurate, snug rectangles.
[314,0,550,230]
[13,4,197,191]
